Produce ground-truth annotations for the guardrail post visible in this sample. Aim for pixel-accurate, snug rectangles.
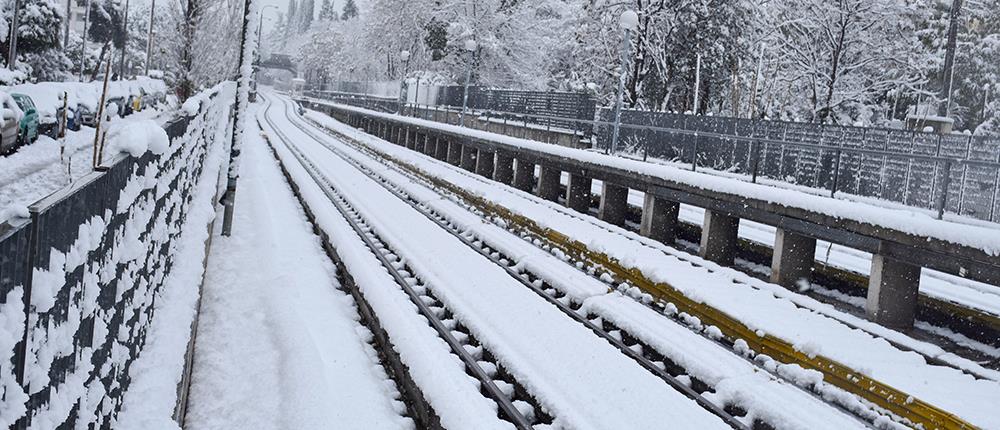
[494,151,515,185]
[640,193,679,243]
[537,166,562,202]
[513,159,536,192]
[566,173,593,213]
[598,182,629,226]
[830,149,842,197]
[936,161,953,219]
[770,228,816,288]
[700,209,740,265]
[690,133,699,172]
[867,253,921,330]
[750,140,761,183]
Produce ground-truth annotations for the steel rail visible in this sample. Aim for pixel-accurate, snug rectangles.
[278,96,753,430]
[297,98,981,430]
[259,94,536,430]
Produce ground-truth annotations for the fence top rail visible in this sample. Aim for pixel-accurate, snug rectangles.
[303,98,1000,285]
[396,100,1000,169]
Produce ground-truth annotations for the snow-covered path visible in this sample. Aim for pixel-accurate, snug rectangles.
[184,107,409,430]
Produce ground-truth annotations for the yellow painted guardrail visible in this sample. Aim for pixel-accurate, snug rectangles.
[340,134,978,430]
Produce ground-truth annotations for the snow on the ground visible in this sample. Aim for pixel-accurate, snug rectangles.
[303,101,1000,429]
[183,108,410,430]
[0,108,168,224]
[266,93,734,430]
[305,99,1000,256]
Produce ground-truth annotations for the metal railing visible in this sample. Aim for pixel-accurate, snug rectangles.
[301,90,1000,223]
[0,90,228,428]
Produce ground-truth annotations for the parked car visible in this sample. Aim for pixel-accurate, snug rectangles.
[0,93,21,155]
[11,93,39,145]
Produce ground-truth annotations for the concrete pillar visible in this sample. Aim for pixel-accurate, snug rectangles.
[640,194,679,244]
[435,138,449,161]
[513,159,535,192]
[537,166,562,202]
[476,150,495,177]
[770,228,816,288]
[699,210,740,265]
[866,254,921,329]
[494,152,514,185]
[447,141,462,165]
[598,182,629,226]
[566,174,593,213]
[461,145,477,171]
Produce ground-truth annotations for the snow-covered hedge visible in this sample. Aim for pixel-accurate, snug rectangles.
[0,84,232,429]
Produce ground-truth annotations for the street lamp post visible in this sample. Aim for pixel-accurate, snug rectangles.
[460,38,477,127]
[144,0,156,76]
[397,50,410,114]
[610,10,638,155]
[118,0,130,79]
[79,0,92,80]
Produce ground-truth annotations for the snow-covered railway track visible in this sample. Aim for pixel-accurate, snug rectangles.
[266,94,887,429]
[288,97,1000,429]
[260,93,748,429]
[259,98,538,429]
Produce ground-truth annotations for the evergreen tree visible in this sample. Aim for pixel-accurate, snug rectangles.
[299,0,314,32]
[285,0,298,41]
[341,0,358,20]
[17,0,73,81]
[89,0,126,49]
[319,0,338,21]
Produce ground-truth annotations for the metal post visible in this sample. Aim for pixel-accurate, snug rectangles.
[118,0,130,79]
[940,0,962,117]
[397,51,410,114]
[64,0,71,49]
[221,0,255,237]
[936,161,953,219]
[830,149,842,197]
[460,41,476,127]
[79,0,91,80]
[145,0,156,75]
[610,26,631,154]
[7,0,20,68]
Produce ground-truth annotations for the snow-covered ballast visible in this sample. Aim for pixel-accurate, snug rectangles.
[0,85,231,428]
[302,99,1000,330]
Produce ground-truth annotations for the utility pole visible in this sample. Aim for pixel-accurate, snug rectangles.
[459,38,477,127]
[939,0,962,117]
[118,0,131,79]
[145,0,156,76]
[65,0,72,49]
[221,0,257,236]
[7,0,21,68]
[79,0,92,80]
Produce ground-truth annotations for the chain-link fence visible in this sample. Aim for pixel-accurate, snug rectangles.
[304,83,1000,223]
[596,109,1000,222]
